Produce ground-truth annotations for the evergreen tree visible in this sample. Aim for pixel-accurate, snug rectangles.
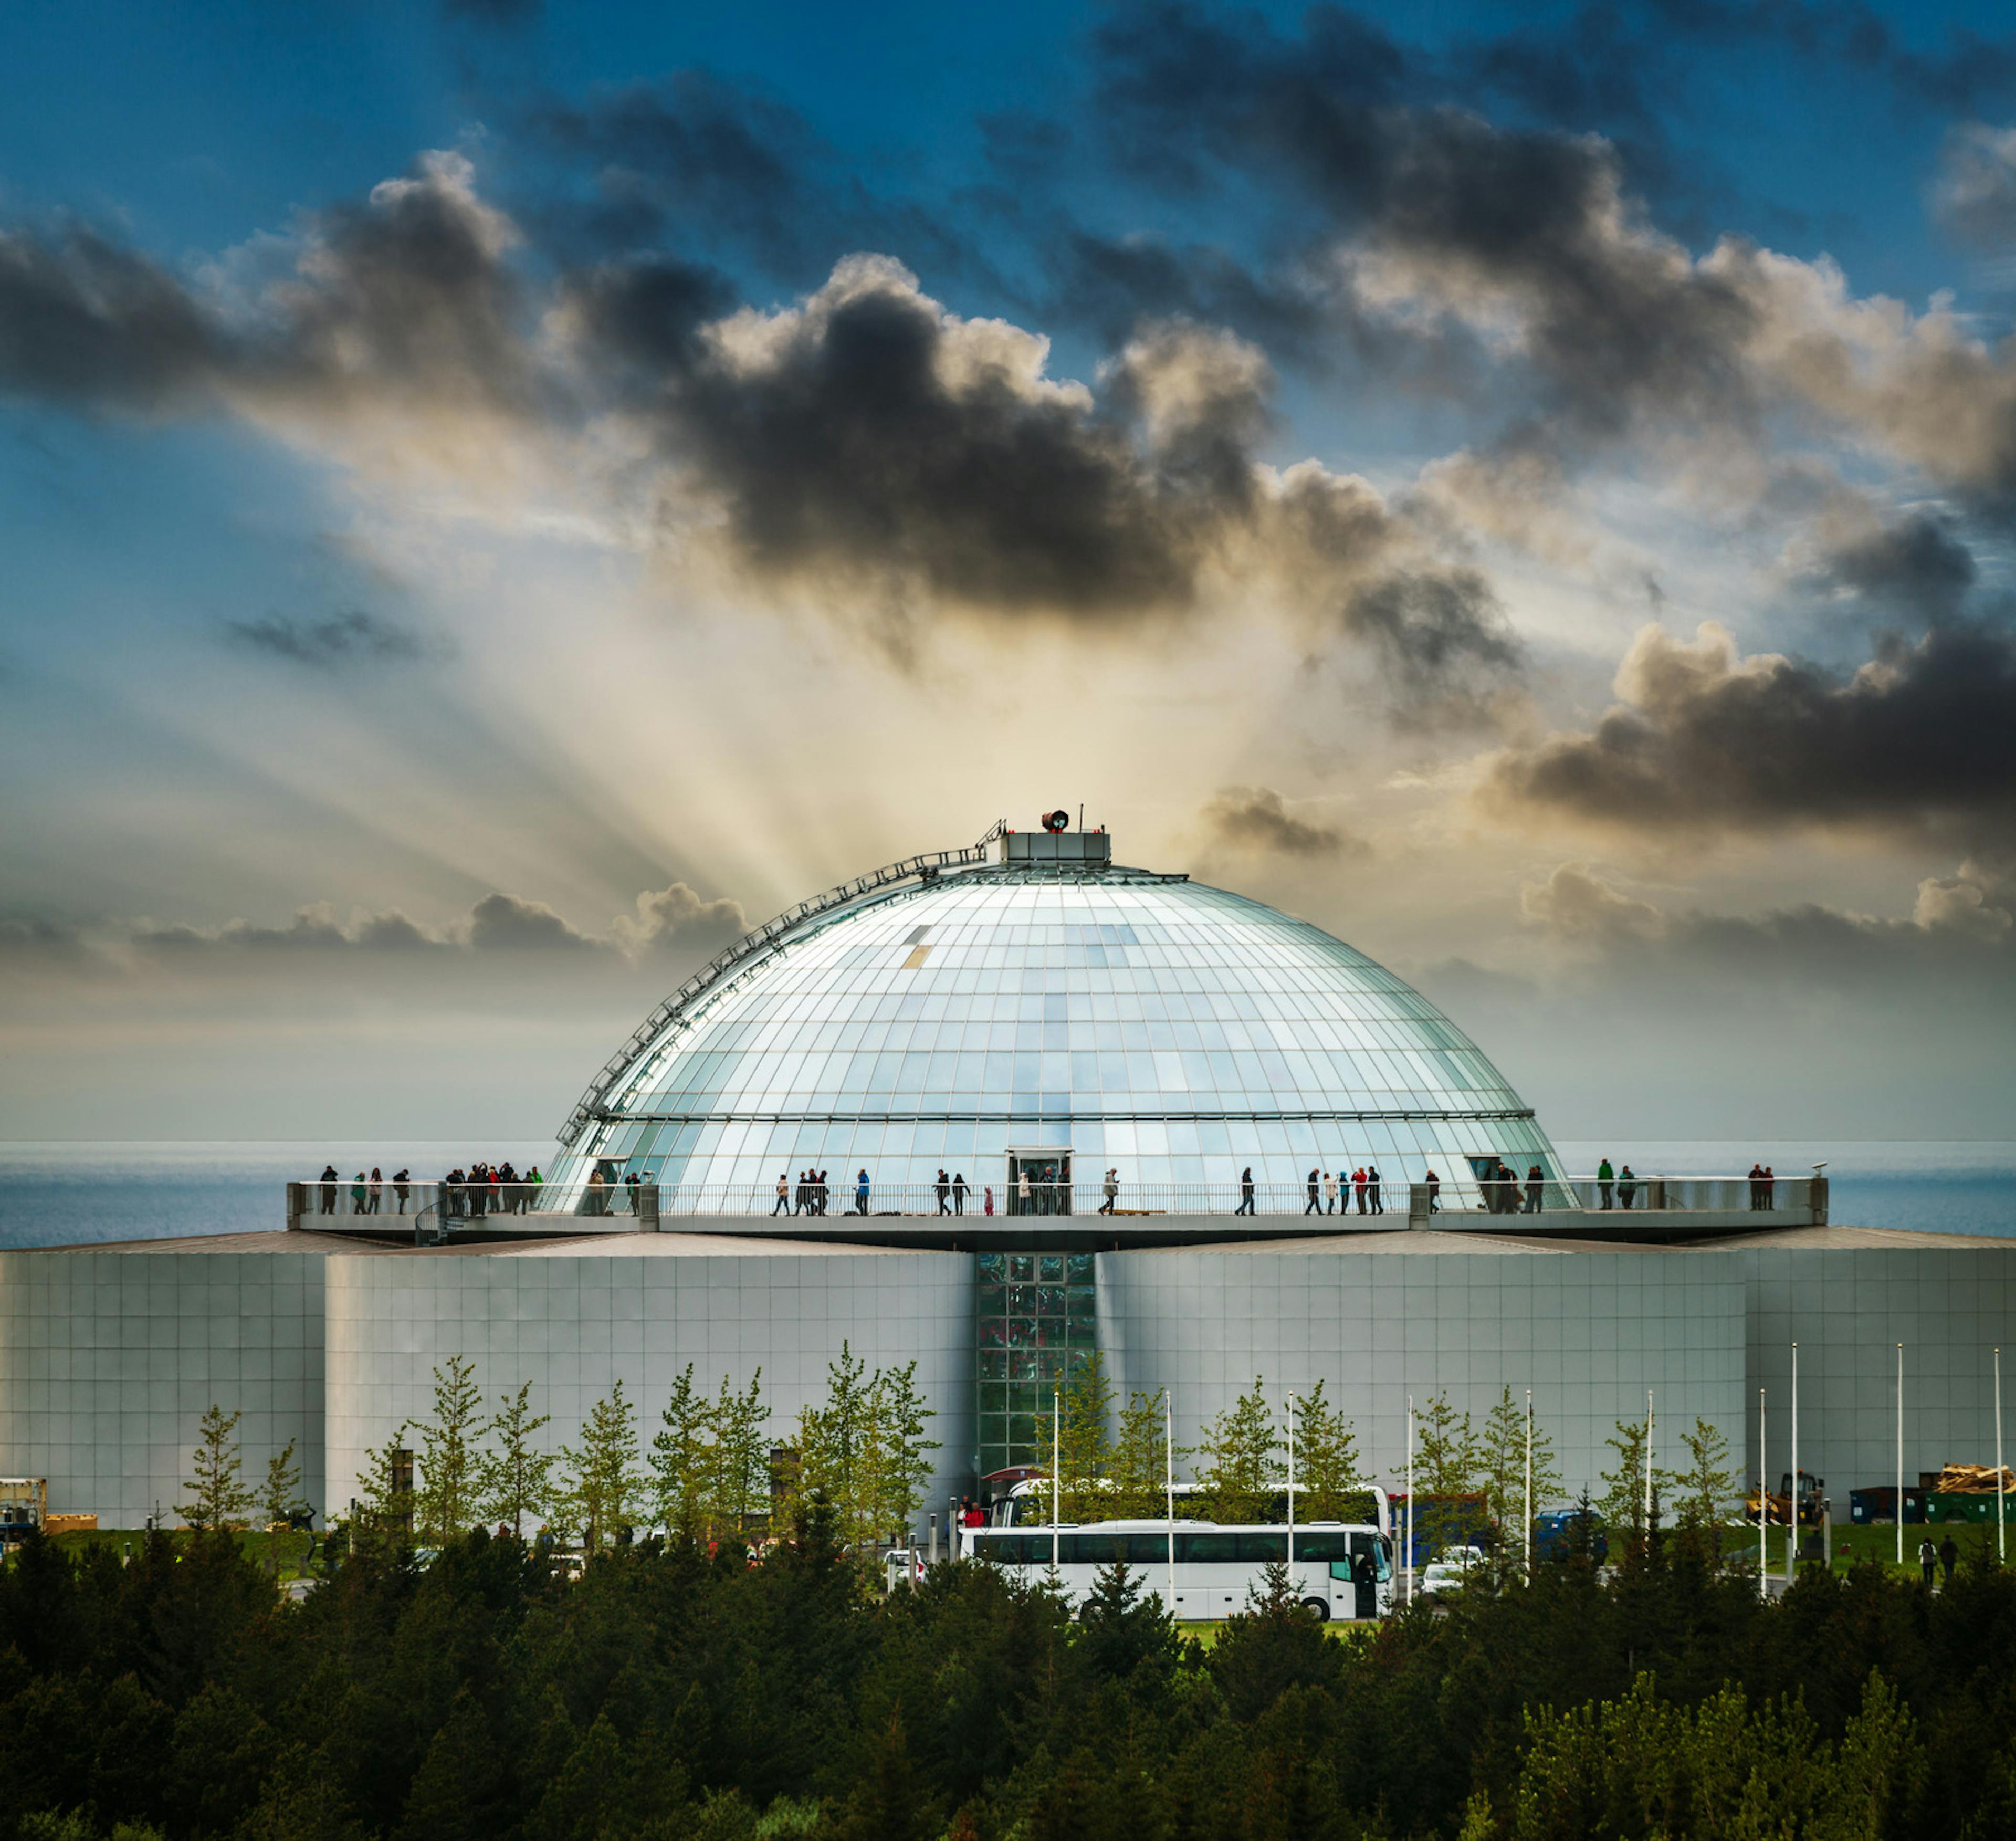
[1290,1379,1362,1521]
[558,1379,646,1551]
[355,1423,417,1542]
[1414,1390,1481,1560]
[1054,1349,1115,1523]
[477,1381,554,1540]
[176,1404,255,1534]
[259,1438,304,1577]
[415,1356,484,1544]
[707,1367,769,1537]
[1110,1388,1180,1519]
[649,1363,716,1541]
[1193,1376,1279,1524]
[1477,1385,1565,1571]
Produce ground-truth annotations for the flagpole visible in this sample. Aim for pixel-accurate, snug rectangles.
[1896,1344,1904,1570]
[1758,1388,1767,1603]
[1052,1390,1060,1574]
[1164,1388,1176,1617]
[1286,1389,1296,1579]
[1405,1394,1414,1606]
[1788,1342,1798,1585]
[1998,1348,2006,1565]
[1524,1388,1533,1585]
[1643,1389,1654,1540]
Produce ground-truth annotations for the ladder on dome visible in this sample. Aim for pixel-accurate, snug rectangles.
[556,819,1009,1148]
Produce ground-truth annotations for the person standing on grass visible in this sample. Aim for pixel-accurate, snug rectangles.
[1920,1536,1938,1587]
[1940,1533,1959,1585]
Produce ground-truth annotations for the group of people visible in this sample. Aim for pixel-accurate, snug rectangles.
[774,1170,849,1216]
[1474,1160,1547,1215]
[1593,1159,1640,1210]
[1293,1165,1385,1216]
[314,1160,545,1219]
[580,1166,639,1215]
[450,1162,544,1215]
[316,1165,412,1216]
[1747,1164,1778,1209]
[933,1170,978,1215]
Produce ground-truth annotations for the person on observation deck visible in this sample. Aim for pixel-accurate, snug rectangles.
[393,1169,411,1214]
[857,1169,871,1215]
[1761,1166,1775,1210]
[1618,1164,1638,1210]
[1425,1169,1440,1214]
[1525,1165,1544,1214]
[319,1164,339,1214]
[1018,1168,1033,1214]
[368,1168,383,1215]
[1368,1165,1383,1214]
[937,1169,952,1215]
[1235,1167,1256,1215]
[774,1174,790,1216]
[953,1172,969,1215]
[1306,1168,1322,1214]
[1324,1169,1339,1214]
[351,1172,368,1215]
[1597,1157,1615,1209]
[526,1166,542,1209]
[1353,1167,1368,1214]
[1101,1167,1119,1214]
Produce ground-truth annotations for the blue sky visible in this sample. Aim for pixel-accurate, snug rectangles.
[5,0,2016,1143]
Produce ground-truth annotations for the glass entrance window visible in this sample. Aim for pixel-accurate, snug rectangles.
[975,1249,1098,1478]
[1007,1148,1073,1216]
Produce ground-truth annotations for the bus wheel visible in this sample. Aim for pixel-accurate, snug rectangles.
[1300,1597,1330,1622]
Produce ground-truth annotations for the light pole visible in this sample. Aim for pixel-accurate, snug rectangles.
[1896,1344,1904,1570]
[1643,1389,1654,1542]
[1997,1349,2005,1565]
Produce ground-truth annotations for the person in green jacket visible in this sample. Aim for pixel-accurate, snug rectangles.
[1597,1157,1615,1209]
[526,1166,543,1211]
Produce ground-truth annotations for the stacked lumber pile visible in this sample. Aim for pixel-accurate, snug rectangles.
[1929,1463,2016,1494]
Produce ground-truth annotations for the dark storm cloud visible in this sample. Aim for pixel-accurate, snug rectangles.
[0,227,228,411]
[1487,620,2016,848]
[1341,569,1520,706]
[1200,786,1363,858]
[0,152,530,420]
[467,892,598,952]
[1798,513,1976,624]
[134,906,443,955]
[225,609,429,668]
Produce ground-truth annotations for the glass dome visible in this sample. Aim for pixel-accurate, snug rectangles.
[548,842,1561,1211]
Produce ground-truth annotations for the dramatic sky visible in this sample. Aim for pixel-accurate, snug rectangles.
[6,0,2016,1143]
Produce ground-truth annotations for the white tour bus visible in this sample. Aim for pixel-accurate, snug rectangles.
[959,1481,1394,1621]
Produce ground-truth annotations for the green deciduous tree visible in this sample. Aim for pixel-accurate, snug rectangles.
[478,1382,554,1541]
[859,1361,939,1547]
[1110,1389,1180,1519]
[1478,1385,1566,1573]
[1054,1349,1115,1524]
[355,1423,416,1543]
[1290,1379,1362,1521]
[707,1368,769,1537]
[1671,1415,1738,1560]
[415,1356,484,1544]
[558,1379,646,1551]
[1193,1377,1279,1524]
[794,1343,937,1550]
[1414,1390,1481,1561]
[649,1363,716,1542]
[176,1404,255,1534]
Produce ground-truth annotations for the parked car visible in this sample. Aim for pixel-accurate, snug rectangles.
[1419,1546,1487,1596]
[1533,1508,1609,1565]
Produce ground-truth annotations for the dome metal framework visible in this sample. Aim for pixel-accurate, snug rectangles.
[547,828,1561,1210]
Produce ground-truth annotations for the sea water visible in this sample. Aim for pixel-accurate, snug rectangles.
[1,1139,2012,1249]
